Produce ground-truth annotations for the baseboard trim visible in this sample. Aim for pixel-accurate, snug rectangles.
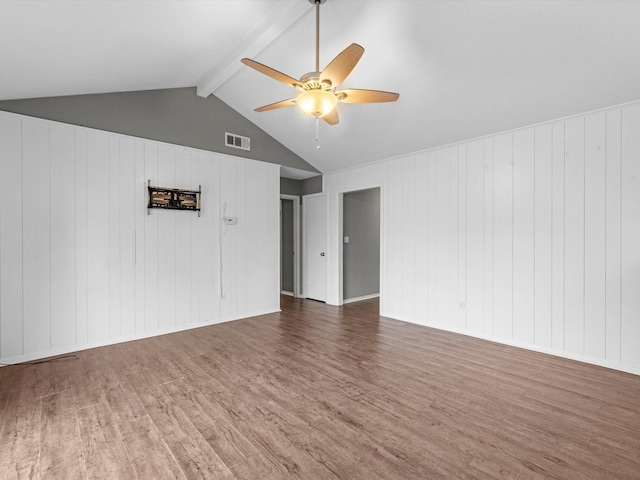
[0,307,279,367]
[381,309,640,377]
[343,293,380,304]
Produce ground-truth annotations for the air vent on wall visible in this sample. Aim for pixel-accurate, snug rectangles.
[225,132,250,151]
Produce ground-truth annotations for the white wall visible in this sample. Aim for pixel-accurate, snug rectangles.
[324,101,640,375]
[0,111,280,364]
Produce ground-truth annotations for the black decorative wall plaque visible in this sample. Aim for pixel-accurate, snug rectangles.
[147,181,201,216]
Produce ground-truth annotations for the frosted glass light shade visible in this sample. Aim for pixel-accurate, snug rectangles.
[297,89,337,117]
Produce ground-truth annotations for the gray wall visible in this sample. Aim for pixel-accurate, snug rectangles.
[281,199,295,293]
[0,87,319,174]
[343,188,380,300]
[280,175,322,196]
[302,175,322,195]
[280,178,303,196]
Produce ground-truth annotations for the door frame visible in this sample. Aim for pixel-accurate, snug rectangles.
[280,194,301,298]
[330,182,384,306]
[341,187,382,304]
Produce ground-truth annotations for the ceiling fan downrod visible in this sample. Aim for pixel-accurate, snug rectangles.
[311,0,326,72]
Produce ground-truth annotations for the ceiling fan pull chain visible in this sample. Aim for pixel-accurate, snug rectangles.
[316,117,321,149]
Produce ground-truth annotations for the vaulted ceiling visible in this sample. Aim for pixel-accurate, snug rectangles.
[2,0,640,174]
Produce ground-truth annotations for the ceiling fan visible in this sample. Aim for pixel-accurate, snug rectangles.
[241,0,399,126]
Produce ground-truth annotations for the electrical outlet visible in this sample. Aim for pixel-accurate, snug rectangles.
[459,301,466,309]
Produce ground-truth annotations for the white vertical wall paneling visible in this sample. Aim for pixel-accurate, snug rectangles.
[197,151,216,322]
[244,160,261,314]
[482,138,494,335]
[427,152,436,324]
[189,152,202,325]
[433,149,450,327]
[466,140,484,333]
[321,101,640,375]
[512,129,535,344]
[533,125,553,348]
[551,122,565,350]
[257,161,273,312]
[119,138,135,337]
[211,155,222,320]
[389,159,403,316]
[0,113,23,359]
[134,140,146,335]
[604,110,622,364]
[249,160,278,313]
[0,113,281,365]
[219,155,233,320]
[620,104,640,368]
[22,118,51,354]
[401,155,416,320]
[584,112,607,360]
[380,162,390,311]
[266,162,281,312]
[492,133,514,340]
[87,132,110,342]
[414,153,429,321]
[144,143,159,332]
[174,148,193,326]
[447,148,458,329]
[563,117,585,355]
[75,130,88,346]
[158,144,177,330]
[234,159,247,318]
[457,146,467,330]
[109,137,122,339]
[50,124,76,349]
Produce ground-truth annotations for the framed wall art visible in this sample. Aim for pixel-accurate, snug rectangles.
[147,180,201,216]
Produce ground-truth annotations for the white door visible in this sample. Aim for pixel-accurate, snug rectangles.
[303,193,327,302]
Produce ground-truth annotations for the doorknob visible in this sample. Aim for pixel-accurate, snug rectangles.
[320,252,325,256]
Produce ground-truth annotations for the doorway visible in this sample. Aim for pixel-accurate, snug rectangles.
[342,187,381,303]
[280,195,300,298]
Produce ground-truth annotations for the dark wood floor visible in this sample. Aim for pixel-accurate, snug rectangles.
[0,296,639,479]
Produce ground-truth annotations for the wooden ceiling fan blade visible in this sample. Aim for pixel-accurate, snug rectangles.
[319,43,364,88]
[322,108,339,125]
[336,89,399,104]
[254,98,297,112]
[241,58,301,89]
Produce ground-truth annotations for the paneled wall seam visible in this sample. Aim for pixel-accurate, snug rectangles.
[491,142,496,337]
[74,131,77,345]
[48,124,52,351]
[20,119,24,356]
[582,116,586,355]
[108,138,112,339]
[511,133,515,340]
[481,142,485,334]
[562,122,566,352]
[533,128,537,343]
[618,109,622,361]
[604,113,608,359]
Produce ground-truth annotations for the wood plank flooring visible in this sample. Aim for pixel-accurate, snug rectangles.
[0,296,639,479]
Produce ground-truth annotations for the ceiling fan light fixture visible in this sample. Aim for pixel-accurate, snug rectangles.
[297,89,337,117]
[241,0,398,126]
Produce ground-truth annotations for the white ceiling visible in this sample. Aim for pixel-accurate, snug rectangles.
[2,0,640,175]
